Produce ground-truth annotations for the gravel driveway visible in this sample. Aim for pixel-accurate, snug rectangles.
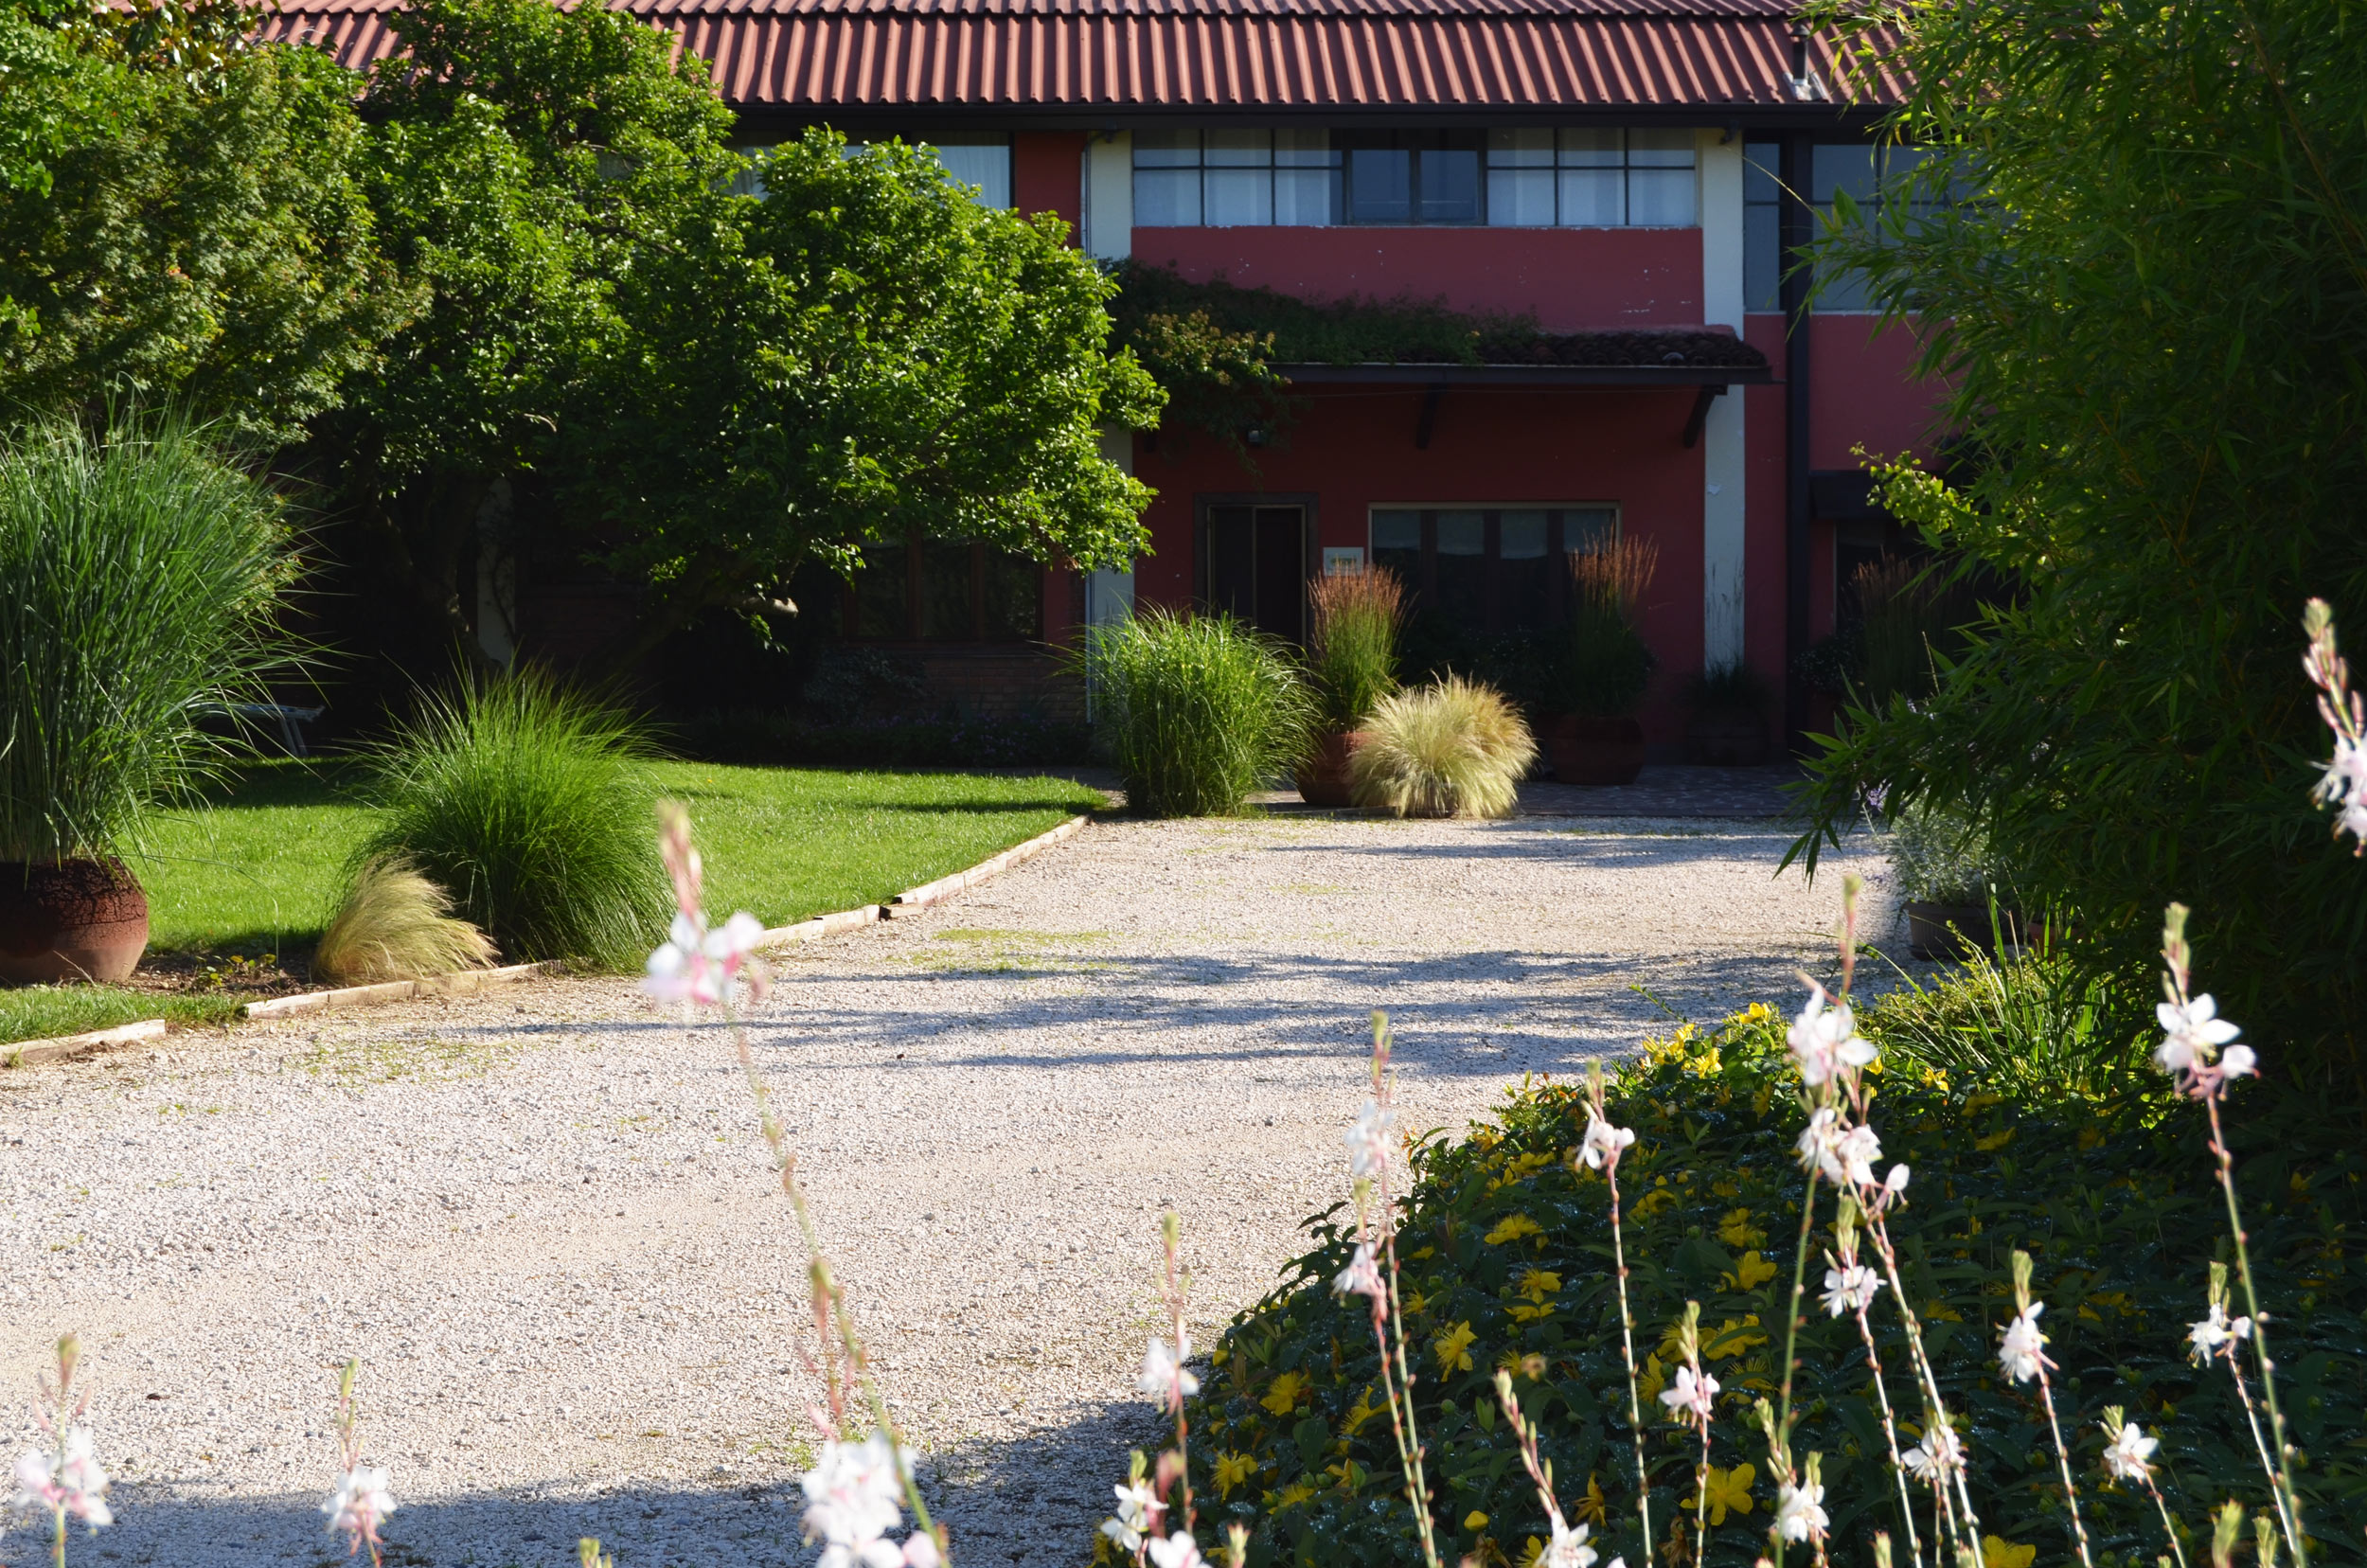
[0,810,1887,1567]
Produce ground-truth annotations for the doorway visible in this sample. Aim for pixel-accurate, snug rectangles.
[1200,499,1312,643]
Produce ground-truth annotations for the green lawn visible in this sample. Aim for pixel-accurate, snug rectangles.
[123,759,1104,955]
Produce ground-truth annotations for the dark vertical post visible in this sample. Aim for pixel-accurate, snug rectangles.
[1781,131,1816,752]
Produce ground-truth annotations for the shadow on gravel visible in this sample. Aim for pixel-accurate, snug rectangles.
[922,1398,1166,1568]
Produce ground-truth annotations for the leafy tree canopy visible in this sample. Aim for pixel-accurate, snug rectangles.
[1792,0,2367,1095]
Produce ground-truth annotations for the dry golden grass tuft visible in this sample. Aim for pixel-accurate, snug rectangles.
[1348,676,1537,819]
[312,855,499,986]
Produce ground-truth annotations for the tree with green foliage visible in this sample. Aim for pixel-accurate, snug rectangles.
[1792,0,2367,1095]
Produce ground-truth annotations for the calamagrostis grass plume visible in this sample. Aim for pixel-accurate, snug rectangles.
[1348,676,1536,819]
[312,855,499,985]
[1306,565,1406,732]
[1570,534,1659,615]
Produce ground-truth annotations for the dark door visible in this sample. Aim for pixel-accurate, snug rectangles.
[1204,504,1307,643]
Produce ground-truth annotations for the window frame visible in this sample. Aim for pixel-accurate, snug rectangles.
[1366,504,1622,632]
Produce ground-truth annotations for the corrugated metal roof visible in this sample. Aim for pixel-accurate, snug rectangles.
[259,1,1903,110]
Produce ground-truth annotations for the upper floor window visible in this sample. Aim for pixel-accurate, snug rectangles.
[1134,128,1696,229]
[843,134,1014,208]
[1742,141,1955,312]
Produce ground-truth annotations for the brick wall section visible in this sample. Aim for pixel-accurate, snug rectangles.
[917,647,1086,722]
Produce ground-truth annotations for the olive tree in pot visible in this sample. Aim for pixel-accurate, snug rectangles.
[1682,659,1771,765]
[1888,796,2021,960]
[1543,538,1658,785]
[1294,565,1404,806]
[0,417,298,985]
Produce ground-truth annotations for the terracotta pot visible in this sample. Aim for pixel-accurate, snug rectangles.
[1904,900,2020,962]
[0,859,151,985]
[1546,715,1646,787]
[1684,711,1769,767]
[1294,729,1369,807]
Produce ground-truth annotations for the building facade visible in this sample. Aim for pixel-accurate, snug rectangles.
[276,0,1936,750]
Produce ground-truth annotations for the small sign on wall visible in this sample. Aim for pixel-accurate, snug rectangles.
[1323,546,1367,577]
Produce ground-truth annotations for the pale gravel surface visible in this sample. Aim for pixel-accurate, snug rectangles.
[0,811,1889,1567]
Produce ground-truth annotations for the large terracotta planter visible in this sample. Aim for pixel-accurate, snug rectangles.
[1683,711,1769,767]
[1294,729,1369,807]
[1904,900,2019,962]
[0,859,151,985]
[1546,715,1646,787]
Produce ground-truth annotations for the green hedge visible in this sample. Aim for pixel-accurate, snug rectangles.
[1152,1009,2366,1568]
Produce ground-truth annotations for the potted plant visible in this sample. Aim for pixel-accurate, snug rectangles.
[1543,538,1658,786]
[1682,660,1771,765]
[1295,565,1405,806]
[1887,797,2020,960]
[0,417,299,985]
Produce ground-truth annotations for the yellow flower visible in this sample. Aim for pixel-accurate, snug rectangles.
[1260,1370,1309,1415]
[1974,1127,2016,1152]
[1464,1511,1490,1532]
[1490,1151,1554,1188]
[1343,1384,1383,1436]
[1982,1537,2037,1568]
[1516,1268,1562,1304]
[1433,1320,1478,1372]
[1702,1314,1768,1361]
[1574,1473,1609,1525]
[1275,1482,1317,1510]
[1506,1301,1557,1324]
[2076,1126,2105,1149]
[1720,1251,1779,1292]
[1922,1301,1966,1324]
[1519,1537,1547,1568]
[1212,1452,1257,1499]
[1636,1350,1668,1407]
[1633,1187,1678,1218]
[1402,1289,1430,1319]
[1682,1462,1756,1526]
[1484,1214,1543,1245]
[1717,1208,1766,1250]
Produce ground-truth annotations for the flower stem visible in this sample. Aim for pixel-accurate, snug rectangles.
[1867,1218,1982,1541]
[2145,1477,2191,1568]
[2031,1357,2094,1568]
[2203,1093,2306,1567]
[1768,1165,1819,1568]
[1605,1152,1653,1562]
[1850,1303,1925,1568]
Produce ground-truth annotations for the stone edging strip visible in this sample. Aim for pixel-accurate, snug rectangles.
[885,813,1090,914]
[5,812,1097,1066]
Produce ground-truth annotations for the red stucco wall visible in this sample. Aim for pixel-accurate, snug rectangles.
[1013,132,1086,239]
[1132,382,1709,745]
[1130,226,1705,330]
[1810,315,1945,471]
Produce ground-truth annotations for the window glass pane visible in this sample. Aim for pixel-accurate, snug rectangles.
[1134,168,1201,226]
[1500,511,1548,559]
[1434,510,1485,624]
[1743,141,1782,205]
[1203,168,1272,226]
[1628,167,1696,225]
[1745,200,1782,311]
[921,541,974,640]
[1418,148,1480,222]
[930,138,1012,207]
[1812,144,1878,205]
[1371,509,1422,597]
[1133,131,1201,168]
[1814,260,1874,312]
[1273,167,1336,225]
[1487,169,1555,226]
[1435,511,1485,556]
[1626,128,1696,168]
[1563,508,1619,555]
[853,542,909,638]
[1558,168,1624,225]
[981,550,1040,640]
[1559,129,1623,168]
[1487,129,1555,168]
[1204,130,1272,167]
[1348,148,1411,223]
[1274,130,1336,168]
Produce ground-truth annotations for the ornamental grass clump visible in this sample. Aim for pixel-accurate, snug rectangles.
[1085,610,1316,817]
[311,855,498,986]
[357,669,667,969]
[1349,676,1536,818]
[0,414,299,864]
[1307,566,1406,733]
[1559,538,1658,719]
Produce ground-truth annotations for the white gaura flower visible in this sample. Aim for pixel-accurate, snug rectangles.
[2220,1043,2259,1079]
[1577,1113,1636,1170]
[2186,1302,2252,1363]
[802,1435,911,1568]
[1821,1263,1880,1317]
[1137,1335,1199,1404]
[1997,1303,2048,1383]
[17,1428,113,1529]
[1884,1163,1912,1195]
[1344,1098,1395,1180]
[1539,1515,1598,1568]
[322,1463,392,1550]
[1902,1422,1964,1483]
[2102,1419,2159,1483]
[645,909,771,1008]
[1331,1242,1387,1308]
[1100,1480,1166,1552]
[1148,1530,1205,1568]
[1774,1478,1829,1542]
[2154,993,2240,1077]
[900,1531,943,1568]
[1793,1107,1844,1181]
[1658,1363,1719,1422]
[1837,1124,1885,1189]
[1788,986,1878,1086]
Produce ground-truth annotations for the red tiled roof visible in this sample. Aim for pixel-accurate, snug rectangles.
[260,0,1903,112]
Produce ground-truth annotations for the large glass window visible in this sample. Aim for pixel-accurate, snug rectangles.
[846,536,1041,642]
[1485,129,1697,228]
[1744,140,1783,312]
[1810,143,1956,312]
[843,134,1013,208]
[1366,506,1620,631]
[1134,131,1341,226]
